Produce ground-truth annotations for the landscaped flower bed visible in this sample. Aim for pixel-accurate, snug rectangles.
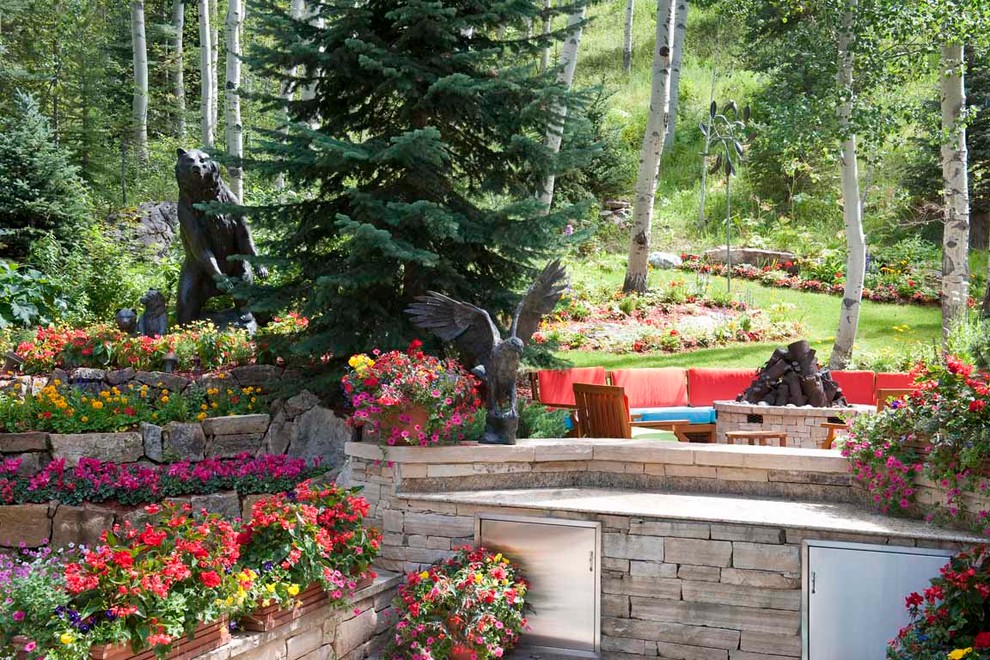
[0,480,380,660]
[843,356,990,532]
[677,253,942,305]
[385,546,528,659]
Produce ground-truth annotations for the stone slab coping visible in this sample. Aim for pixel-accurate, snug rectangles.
[713,400,875,416]
[399,487,984,543]
[344,438,848,473]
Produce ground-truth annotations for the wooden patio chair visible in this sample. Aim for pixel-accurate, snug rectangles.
[571,384,678,440]
[876,388,914,412]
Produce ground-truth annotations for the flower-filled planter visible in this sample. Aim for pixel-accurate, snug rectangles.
[236,481,381,632]
[385,546,528,659]
[88,618,230,660]
[342,341,480,446]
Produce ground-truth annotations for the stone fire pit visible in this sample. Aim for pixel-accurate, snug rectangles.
[714,400,875,449]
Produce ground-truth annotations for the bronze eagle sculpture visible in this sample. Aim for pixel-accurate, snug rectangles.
[405,260,568,445]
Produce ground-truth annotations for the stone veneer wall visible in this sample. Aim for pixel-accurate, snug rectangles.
[207,573,399,660]
[713,401,874,449]
[343,439,982,659]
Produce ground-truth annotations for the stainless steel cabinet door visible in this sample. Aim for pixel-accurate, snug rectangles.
[806,541,953,660]
[479,516,600,653]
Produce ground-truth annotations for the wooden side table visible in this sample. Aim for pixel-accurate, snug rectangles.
[725,430,788,447]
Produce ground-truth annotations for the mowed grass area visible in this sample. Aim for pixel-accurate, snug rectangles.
[555,255,942,369]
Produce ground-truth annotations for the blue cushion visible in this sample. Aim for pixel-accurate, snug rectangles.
[630,406,716,425]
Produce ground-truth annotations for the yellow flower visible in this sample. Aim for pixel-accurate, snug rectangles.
[265,583,276,594]
[949,650,973,660]
[120,396,127,404]
[196,412,207,421]
[261,599,271,607]
[419,571,429,580]
[211,402,218,409]
[99,391,110,398]
[161,395,170,403]
[250,397,256,403]
[81,416,88,423]
[91,401,104,410]
[200,404,209,411]
[474,573,483,584]
[152,413,159,419]
[217,373,226,379]
[287,584,300,596]
[60,634,74,645]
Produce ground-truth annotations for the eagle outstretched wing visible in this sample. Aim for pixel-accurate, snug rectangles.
[511,259,568,343]
[405,292,500,366]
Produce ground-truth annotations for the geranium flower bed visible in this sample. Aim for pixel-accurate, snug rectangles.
[0,454,323,506]
[0,481,379,660]
[843,356,990,531]
[385,546,528,659]
[6,314,309,374]
[0,378,266,433]
[532,280,800,354]
[677,253,942,305]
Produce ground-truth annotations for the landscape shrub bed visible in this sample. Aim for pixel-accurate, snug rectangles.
[0,481,379,660]
[3,314,309,374]
[0,454,323,506]
[0,378,266,433]
[677,253,942,305]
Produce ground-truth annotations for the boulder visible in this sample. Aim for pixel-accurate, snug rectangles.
[0,504,52,547]
[287,406,352,467]
[207,433,265,458]
[70,368,107,382]
[284,390,321,418]
[107,368,136,386]
[201,414,270,436]
[703,246,796,267]
[50,433,144,466]
[0,432,49,453]
[134,371,190,393]
[190,491,241,519]
[141,422,164,462]
[13,452,51,477]
[163,422,206,461]
[230,365,282,387]
[648,252,684,269]
[108,201,179,260]
[260,410,296,455]
[52,503,115,549]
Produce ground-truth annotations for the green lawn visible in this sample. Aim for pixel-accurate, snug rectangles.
[555,255,942,369]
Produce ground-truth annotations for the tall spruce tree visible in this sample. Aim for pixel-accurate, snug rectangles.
[244,0,590,359]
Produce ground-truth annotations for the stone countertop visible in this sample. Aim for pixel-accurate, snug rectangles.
[344,437,849,472]
[399,487,985,543]
[713,400,875,415]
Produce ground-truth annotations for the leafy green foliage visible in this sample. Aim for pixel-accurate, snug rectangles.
[0,260,68,328]
[0,93,90,259]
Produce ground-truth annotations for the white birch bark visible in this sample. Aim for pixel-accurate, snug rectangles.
[225,0,244,201]
[276,0,307,191]
[172,0,186,138]
[537,6,585,212]
[623,0,634,74]
[663,0,687,152]
[199,0,215,147]
[940,43,971,342]
[539,0,552,73]
[131,0,149,163]
[300,2,322,104]
[622,0,676,293]
[829,0,866,370]
[210,0,219,136]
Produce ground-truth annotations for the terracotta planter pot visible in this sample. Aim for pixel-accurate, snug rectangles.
[364,406,430,445]
[450,647,479,660]
[89,617,229,660]
[238,582,328,632]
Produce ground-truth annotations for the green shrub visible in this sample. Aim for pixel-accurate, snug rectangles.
[0,260,68,328]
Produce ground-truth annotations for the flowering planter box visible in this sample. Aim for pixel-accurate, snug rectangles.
[238,583,328,632]
[88,617,230,660]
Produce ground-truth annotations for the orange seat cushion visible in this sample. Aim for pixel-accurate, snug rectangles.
[686,368,758,407]
[535,367,607,407]
[876,372,915,391]
[610,368,689,408]
[831,370,877,405]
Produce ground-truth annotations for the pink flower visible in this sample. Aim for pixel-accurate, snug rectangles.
[23,642,36,652]
[12,610,25,622]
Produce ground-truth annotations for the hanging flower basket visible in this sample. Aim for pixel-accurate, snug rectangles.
[238,583,328,632]
[88,617,230,660]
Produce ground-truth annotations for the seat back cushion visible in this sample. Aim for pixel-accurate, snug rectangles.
[536,367,607,407]
[875,372,915,392]
[609,368,689,408]
[831,370,877,405]
[686,368,758,407]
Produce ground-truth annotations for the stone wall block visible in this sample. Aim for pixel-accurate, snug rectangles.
[262,410,296,455]
[191,491,241,519]
[52,503,115,549]
[163,422,206,461]
[231,365,283,387]
[0,503,52,547]
[106,368,136,386]
[656,641,729,660]
[0,432,49,453]
[51,432,143,466]
[141,422,163,462]
[202,414,271,436]
[288,406,351,468]
[135,371,190,393]
[711,525,785,544]
[665,538,733,567]
[732,543,800,573]
[631,598,800,636]
[720,568,800,590]
[629,561,678,578]
[13,452,50,477]
[208,433,265,458]
[604,576,681,600]
[630,519,710,539]
[605,533,664,561]
[332,606,377,656]
[739,631,802,657]
[402,512,473,537]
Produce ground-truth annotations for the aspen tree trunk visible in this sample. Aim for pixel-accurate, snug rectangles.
[623,0,634,74]
[663,0,687,152]
[210,0,219,136]
[300,3,324,106]
[537,6,585,212]
[276,0,307,191]
[829,0,865,370]
[225,0,243,200]
[940,43,971,343]
[622,0,676,293]
[199,0,214,146]
[131,0,149,163]
[172,0,186,138]
[539,0,552,73]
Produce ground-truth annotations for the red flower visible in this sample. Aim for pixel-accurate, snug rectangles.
[112,550,134,568]
[974,631,990,648]
[971,400,987,413]
[198,570,222,588]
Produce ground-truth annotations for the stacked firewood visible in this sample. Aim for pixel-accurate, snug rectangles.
[737,340,849,407]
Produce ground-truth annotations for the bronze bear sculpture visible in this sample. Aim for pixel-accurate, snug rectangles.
[174,148,267,326]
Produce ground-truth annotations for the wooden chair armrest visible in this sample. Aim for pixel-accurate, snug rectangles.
[821,422,850,429]
[631,421,684,430]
